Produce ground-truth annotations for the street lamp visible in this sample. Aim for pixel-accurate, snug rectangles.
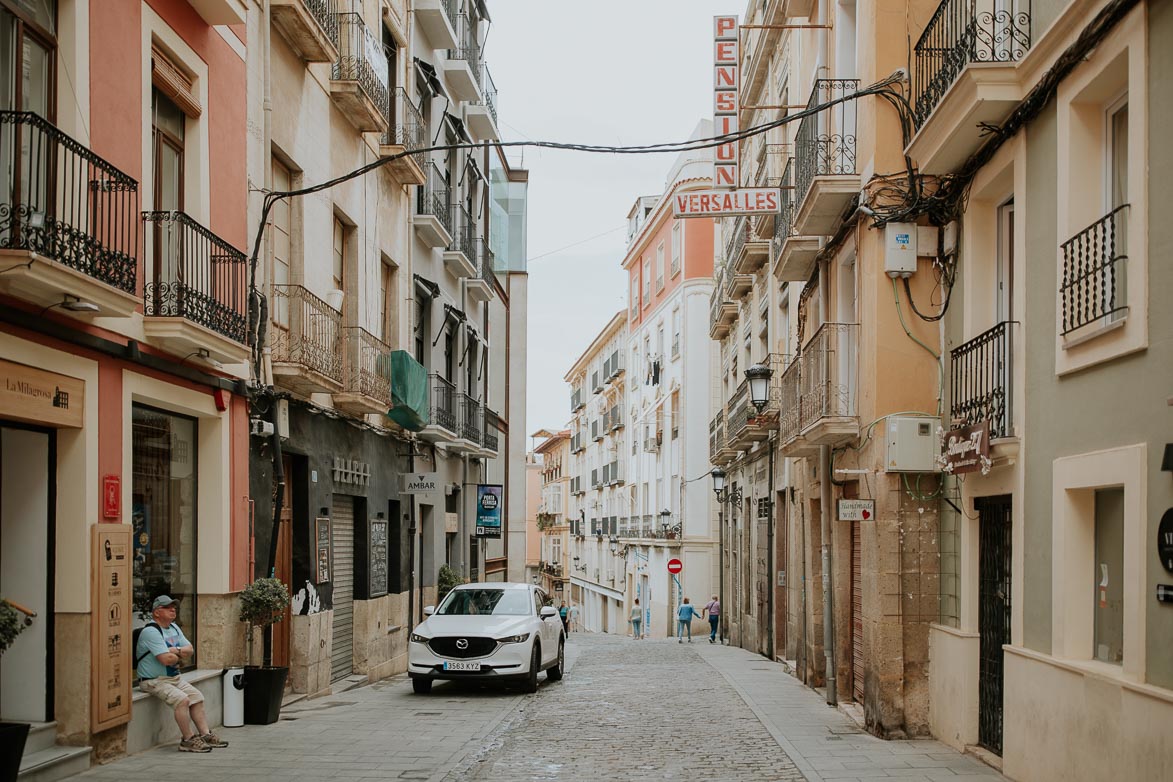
[745,363,773,413]
[608,536,619,555]
[711,467,743,505]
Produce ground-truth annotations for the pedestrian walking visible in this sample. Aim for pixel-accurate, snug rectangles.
[702,595,721,643]
[568,603,581,632]
[630,599,643,639]
[134,596,229,753]
[558,601,569,633]
[676,597,703,643]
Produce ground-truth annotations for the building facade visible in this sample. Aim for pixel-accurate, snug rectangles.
[532,430,571,599]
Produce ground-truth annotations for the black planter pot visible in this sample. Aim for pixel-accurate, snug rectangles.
[242,666,289,725]
[0,722,30,782]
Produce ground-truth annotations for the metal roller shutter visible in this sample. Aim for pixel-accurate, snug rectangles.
[852,520,864,704]
[331,497,355,681]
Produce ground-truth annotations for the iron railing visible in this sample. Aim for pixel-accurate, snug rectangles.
[142,211,248,343]
[483,409,500,453]
[913,0,1032,127]
[709,406,727,460]
[384,87,426,151]
[333,12,389,118]
[1060,205,1129,335]
[448,203,475,260]
[302,0,340,48]
[0,111,138,293]
[459,392,482,443]
[448,14,483,89]
[799,322,858,431]
[428,373,457,432]
[950,320,1013,439]
[794,80,859,208]
[773,159,794,257]
[433,0,458,32]
[416,162,452,234]
[728,353,786,440]
[480,64,498,125]
[474,237,497,289]
[270,284,344,382]
[778,356,803,444]
[343,327,392,404]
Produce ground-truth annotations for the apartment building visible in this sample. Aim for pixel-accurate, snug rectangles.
[0,0,252,769]
[532,430,571,599]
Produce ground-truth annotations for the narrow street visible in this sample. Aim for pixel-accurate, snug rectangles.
[76,634,1003,782]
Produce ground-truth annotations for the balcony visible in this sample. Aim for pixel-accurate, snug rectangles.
[141,211,249,364]
[271,0,339,63]
[709,408,730,466]
[777,356,817,457]
[478,409,500,457]
[729,216,771,275]
[798,322,859,446]
[773,159,820,282]
[466,238,495,302]
[413,0,458,50]
[1060,205,1129,339]
[725,270,753,301]
[187,0,246,25]
[334,327,392,416]
[0,111,139,318]
[413,162,452,248]
[727,353,785,450]
[329,13,390,133]
[709,270,737,339]
[454,393,482,453]
[950,321,1013,440]
[441,14,483,102]
[442,204,476,278]
[379,88,426,186]
[270,285,344,394]
[792,80,861,237]
[909,0,1032,173]
[465,64,499,141]
[419,373,457,442]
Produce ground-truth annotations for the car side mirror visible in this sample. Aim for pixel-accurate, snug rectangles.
[539,606,558,618]
[423,606,435,616]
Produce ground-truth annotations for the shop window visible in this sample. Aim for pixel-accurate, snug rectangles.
[131,404,198,669]
[1093,488,1124,664]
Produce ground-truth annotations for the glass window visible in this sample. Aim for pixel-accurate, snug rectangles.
[132,404,198,668]
[671,222,681,276]
[271,159,292,328]
[332,216,345,293]
[438,588,531,616]
[1093,488,1124,664]
[655,242,665,290]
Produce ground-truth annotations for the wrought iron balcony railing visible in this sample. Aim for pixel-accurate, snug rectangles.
[344,327,392,404]
[428,373,457,433]
[773,159,794,256]
[709,406,727,459]
[0,111,138,293]
[448,13,483,88]
[483,409,500,453]
[449,203,476,259]
[332,12,389,116]
[794,79,859,208]
[459,392,482,443]
[950,320,1013,439]
[142,211,248,343]
[777,355,802,444]
[1060,204,1129,335]
[798,322,858,431]
[416,161,452,233]
[480,64,498,125]
[384,87,426,151]
[302,0,340,46]
[434,0,458,33]
[913,0,1032,127]
[474,237,497,289]
[270,284,344,382]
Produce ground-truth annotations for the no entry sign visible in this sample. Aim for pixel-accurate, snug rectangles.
[667,558,683,574]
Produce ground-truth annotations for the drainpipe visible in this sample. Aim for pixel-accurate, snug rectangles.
[820,256,837,707]
[767,433,776,661]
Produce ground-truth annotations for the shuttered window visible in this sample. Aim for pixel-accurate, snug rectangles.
[330,497,355,681]
[151,45,201,118]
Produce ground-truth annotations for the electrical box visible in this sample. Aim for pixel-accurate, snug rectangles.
[884,222,918,278]
[885,416,940,473]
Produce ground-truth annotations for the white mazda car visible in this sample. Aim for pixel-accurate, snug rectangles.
[407,582,565,694]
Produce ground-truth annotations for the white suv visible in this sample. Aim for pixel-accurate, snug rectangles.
[407,582,565,694]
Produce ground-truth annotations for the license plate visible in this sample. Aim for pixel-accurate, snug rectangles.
[443,661,482,671]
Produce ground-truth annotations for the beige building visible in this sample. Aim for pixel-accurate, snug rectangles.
[532,430,571,599]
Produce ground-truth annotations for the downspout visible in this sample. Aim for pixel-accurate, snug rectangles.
[408,443,417,628]
[820,254,837,706]
[767,433,776,661]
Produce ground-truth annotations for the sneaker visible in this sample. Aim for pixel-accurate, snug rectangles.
[179,736,211,753]
[709,637,715,643]
[688,638,692,643]
[678,638,682,643]
[201,732,229,748]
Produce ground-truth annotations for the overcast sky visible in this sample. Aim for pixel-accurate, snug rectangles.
[487,1,743,449]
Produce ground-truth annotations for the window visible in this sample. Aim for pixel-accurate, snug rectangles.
[413,291,430,366]
[151,89,185,296]
[0,0,55,115]
[671,309,681,358]
[379,257,397,344]
[642,259,652,308]
[443,323,455,381]
[132,404,198,670]
[271,159,292,330]
[630,278,640,318]
[465,334,479,398]
[655,242,665,290]
[671,221,682,277]
[332,216,345,295]
[670,389,680,439]
[1093,488,1124,664]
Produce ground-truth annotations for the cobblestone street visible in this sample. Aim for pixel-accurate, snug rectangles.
[75,632,1003,782]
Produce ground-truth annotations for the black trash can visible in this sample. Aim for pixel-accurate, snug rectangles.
[0,722,29,782]
[242,666,289,725]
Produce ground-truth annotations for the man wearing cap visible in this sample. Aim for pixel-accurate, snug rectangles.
[135,595,229,753]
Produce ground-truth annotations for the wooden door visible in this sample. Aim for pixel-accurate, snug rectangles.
[272,455,293,668]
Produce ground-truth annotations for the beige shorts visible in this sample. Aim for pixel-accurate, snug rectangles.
[139,675,204,707]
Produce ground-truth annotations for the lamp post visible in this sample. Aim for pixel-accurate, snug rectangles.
[745,361,777,661]
[746,363,773,413]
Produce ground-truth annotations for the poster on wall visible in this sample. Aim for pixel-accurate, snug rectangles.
[91,524,132,732]
[369,518,388,598]
[475,484,503,538]
[315,517,332,583]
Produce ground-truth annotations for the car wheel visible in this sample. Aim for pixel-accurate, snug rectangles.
[521,642,541,693]
[412,677,432,694]
[546,637,565,681]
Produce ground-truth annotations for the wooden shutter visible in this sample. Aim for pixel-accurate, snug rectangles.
[151,45,202,118]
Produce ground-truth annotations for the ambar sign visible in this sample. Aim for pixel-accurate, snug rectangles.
[0,358,84,428]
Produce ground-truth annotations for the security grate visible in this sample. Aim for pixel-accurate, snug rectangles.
[977,495,1012,755]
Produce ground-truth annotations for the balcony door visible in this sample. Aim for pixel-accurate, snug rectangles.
[151,89,185,300]
[0,0,54,115]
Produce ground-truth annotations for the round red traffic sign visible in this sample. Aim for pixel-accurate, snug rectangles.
[667,558,683,574]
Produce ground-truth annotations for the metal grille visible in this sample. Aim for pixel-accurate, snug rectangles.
[271,284,344,383]
[429,373,457,433]
[428,636,497,658]
[949,321,1013,438]
[977,495,1012,755]
[852,521,864,704]
[1060,205,1129,335]
[332,12,389,117]
[330,497,355,681]
[794,80,859,208]
[416,162,452,234]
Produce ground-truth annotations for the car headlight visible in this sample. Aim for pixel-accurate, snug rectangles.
[409,633,430,644]
[496,633,531,644]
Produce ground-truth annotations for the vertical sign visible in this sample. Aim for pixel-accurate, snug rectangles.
[713,15,740,188]
[369,517,389,598]
[476,484,503,538]
[91,524,131,732]
[315,517,332,583]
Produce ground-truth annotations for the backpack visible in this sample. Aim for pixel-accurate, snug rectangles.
[132,622,163,672]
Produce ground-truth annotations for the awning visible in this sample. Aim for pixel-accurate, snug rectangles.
[384,351,429,432]
[443,303,467,323]
[413,274,440,299]
[474,0,490,23]
[414,58,448,100]
[465,152,486,184]
[444,112,471,143]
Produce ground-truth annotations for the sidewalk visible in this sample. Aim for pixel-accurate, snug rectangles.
[695,642,1008,782]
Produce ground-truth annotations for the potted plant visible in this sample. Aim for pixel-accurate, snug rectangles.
[0,598,31,782]
[436,564,464,603]
[238,578,291,725]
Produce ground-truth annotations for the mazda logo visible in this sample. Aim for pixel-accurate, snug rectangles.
[456,638,468,650]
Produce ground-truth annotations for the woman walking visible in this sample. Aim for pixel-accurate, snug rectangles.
[630,599,643,639]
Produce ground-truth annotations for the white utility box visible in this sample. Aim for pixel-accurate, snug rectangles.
[884,222,918,278]
[885,416,940,473]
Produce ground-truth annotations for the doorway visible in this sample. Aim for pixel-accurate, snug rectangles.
[270,455,293,668]
[851,519,864,704]
[330,496,355,682]
[976,495,1012,755]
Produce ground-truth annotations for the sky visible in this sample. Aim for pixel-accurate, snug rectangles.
[487,0,743,449]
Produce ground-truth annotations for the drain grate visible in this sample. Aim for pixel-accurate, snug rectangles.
[414,711,443,716]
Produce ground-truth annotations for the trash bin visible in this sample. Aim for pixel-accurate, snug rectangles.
[222,668,245,728]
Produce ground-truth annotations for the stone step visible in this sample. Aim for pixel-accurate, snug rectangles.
[23,722,57,755]
[17,744,91,782]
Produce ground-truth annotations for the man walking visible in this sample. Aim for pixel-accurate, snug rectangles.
[702,595,721,644]
[135,596,229,752]
[676,597,703,643]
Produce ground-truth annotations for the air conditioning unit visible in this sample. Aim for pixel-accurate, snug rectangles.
[885,416,940,473]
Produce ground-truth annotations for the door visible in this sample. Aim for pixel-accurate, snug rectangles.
[271,456,293,668]
[776,493,787,654]
[330,496,355,681]
[851,520,864,704]
[977,495,1012,755]
[0,426,53,722]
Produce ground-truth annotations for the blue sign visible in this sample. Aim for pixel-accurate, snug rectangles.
[476,484,503,538]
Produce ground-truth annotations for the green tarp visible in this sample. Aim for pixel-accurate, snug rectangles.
[383,350,429,431]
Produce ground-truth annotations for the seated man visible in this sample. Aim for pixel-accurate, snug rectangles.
[135,595,229,753]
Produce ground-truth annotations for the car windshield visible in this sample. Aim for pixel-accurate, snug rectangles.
[437,588,532,616]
